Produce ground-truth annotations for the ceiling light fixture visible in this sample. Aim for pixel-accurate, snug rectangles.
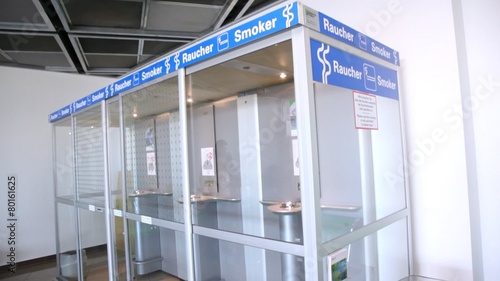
[279,72,287,79]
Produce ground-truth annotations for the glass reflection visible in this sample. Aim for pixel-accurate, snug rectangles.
[186,40,302,244]
[122,78,184,223]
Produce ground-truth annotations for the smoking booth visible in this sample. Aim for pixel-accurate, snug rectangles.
[50,1,410,280]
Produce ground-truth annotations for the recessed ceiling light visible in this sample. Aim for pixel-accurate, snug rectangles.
[133,113,138,118]
[187,98,194,103]
[279,72,287,79]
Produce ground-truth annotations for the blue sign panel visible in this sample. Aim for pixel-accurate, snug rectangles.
[310,39,399,100]
[170,2,299,71]
[318,12,399,66]
[48,2,299,122]
[109,59,171,98]
[49,105,71,122]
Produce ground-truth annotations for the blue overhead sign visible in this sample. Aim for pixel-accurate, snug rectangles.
[317,12,399,66]
[48,105,71,122]
[48,2,299,122]
[166,1,298,71]
[310,39,399,100]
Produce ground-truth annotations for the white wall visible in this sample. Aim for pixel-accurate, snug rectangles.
[302,0,473,280]
[0,66,114,264]
[458,0,500,279]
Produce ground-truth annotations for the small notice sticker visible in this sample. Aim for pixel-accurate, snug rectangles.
[113,209,123,217]
[353,91,378,130]
[141,215,152,225]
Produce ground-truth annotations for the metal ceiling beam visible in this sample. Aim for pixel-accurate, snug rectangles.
[0,49,14,62]
[137,39,145,65]
[0,23,53,32]
[213,0,238,30]
[32,0,56,31]
[53,34,78,72]
[147,1,224,10]
[69,26,199,41]
[141,0,150,30]
[67,34,89,73]
[40,0,84,73]
[235,0,256,20]
[49,0,71,31]
[86,68,130,75]
[0,61,45,70]
[44,65,78,72]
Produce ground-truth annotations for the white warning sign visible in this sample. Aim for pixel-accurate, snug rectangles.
[353,91,378,130]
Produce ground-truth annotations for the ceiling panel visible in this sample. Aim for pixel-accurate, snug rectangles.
[146,2,223,32]
[143,40,184,55]
[79,38,139,54]
[86,54,138,69]
[0,34,61,52]
[0,0,284,76]
[62,0,143,29]
[0,0,44,24]
[6,52,72,67]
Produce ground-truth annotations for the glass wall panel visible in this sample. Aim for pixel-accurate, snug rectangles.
[126,220,186,280]
[107,99,123,209]
[78,207,108,280]
[320,219,409,281]
[314,81,407,243]
[186,40,301,244]
[194,234,305,281]
[122,77,184,223]
[107,98,127,280]
[53,118,74,198]
[113,214,128,281]
[56,202,78,279]
[74,106,106,207]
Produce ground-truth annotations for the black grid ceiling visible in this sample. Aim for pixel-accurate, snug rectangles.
[0,0,280,77]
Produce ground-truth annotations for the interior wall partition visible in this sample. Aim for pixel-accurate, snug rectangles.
[50,2,411,280]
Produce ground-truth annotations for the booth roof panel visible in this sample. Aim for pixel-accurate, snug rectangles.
[190,40,294,101]
[235,42,294,75]
[121,78,180,120]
